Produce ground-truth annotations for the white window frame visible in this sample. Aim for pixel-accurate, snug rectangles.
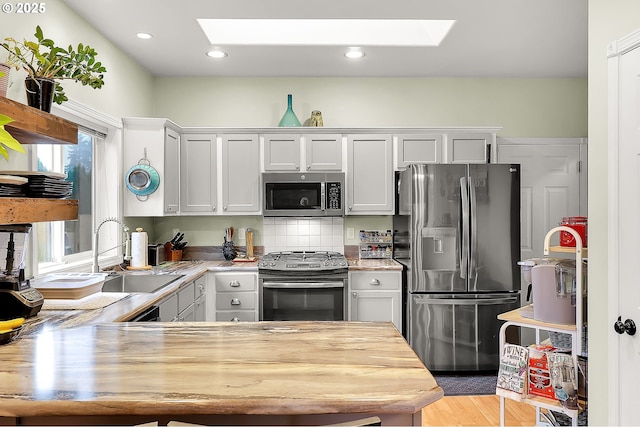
[30,99,123,276]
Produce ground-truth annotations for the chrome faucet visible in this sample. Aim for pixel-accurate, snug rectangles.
[92,218,131,273]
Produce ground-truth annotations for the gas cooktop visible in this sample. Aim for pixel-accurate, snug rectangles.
[258,251,348,272]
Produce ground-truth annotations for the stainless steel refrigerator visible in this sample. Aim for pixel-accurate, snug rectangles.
[394,163,521,372]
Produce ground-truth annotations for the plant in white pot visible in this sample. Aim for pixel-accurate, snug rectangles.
[1,25,106,112]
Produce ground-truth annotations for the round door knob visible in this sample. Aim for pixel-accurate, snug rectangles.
[614,316,637,336]
[352,292,358,298]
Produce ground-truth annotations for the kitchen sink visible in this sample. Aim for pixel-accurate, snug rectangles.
[101,273,184,293]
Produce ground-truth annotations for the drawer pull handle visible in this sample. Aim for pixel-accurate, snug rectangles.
[230,298,241,306]
[229,280,241,287]
[370,279,381,286]
[231,317,240,322]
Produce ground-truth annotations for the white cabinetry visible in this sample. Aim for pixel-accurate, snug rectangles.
[263,134,300,171]
[446,132,492,164]
[304,134,343,171]
[180,133,217,213]
[263,133,343,171]
[348,270,402,332]
[346,134,393,214]
[157,276,206,322]
[206,271,258,322]
[396,133,444,167]
[395,131,494,169]
[123,118,180,216]
[222,134,261,214]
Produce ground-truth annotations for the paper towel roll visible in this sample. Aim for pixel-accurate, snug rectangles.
[131,228,148,268]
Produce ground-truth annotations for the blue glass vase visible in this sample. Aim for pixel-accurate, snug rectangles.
[278,94,301,127]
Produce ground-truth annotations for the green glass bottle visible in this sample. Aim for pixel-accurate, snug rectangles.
[278,94,301,127]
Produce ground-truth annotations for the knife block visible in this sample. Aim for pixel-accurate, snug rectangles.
[168,249,182,262]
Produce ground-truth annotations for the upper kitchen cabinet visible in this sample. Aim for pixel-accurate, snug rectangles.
[263,134,300,171]
[263,132,343,172]
[304,134,343,171]
[222,134,260,214]
[346,134,393,215]
[395,133,444,168]
[394,130,498,169]
[180,133,217,213]
[123,118,180,217]
[445,132,494,164]
[0,97,78,224]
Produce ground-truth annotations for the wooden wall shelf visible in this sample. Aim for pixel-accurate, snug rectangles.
[0,198,78,224]
[0,97,78,145]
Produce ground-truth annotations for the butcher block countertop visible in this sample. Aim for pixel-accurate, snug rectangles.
[0,321,443,426]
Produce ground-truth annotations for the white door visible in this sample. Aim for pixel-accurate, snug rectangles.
[608,33,640,426]
[496,140,585,302]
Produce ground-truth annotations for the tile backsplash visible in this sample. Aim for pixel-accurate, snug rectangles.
[262,217,344,253]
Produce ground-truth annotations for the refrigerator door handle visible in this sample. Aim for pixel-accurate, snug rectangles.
[459,176,469,279]
[469,174,478,282]
[413,296,520,306]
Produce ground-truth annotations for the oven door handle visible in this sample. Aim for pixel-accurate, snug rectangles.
[262,282,344,289]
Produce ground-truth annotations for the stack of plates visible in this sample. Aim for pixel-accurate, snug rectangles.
[0,174,28,197]
[0,171,73,198]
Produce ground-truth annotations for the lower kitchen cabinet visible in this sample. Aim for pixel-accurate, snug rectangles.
[206,271,258,322]
[158,276,206,322]
[348,271,402,332]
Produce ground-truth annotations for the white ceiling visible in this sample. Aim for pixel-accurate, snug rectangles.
[63,0,587,78]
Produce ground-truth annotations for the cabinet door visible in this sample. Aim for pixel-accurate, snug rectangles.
[346,134,393,214]
[222,134,260,213]
[264,134,301,171]
[180,134,217,213]
[159,293,178,321]
[194,295,206,321]
[396,134,443,168]
[164,128,180,213]
[304,134,343,171]
[445,133,491,164]
[349,290,401,332]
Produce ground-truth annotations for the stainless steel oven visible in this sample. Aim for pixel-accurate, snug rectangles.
[258,251,348,321]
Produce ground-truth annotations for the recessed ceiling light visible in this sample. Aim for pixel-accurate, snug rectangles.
[206,50,228,59]
[136,32,153,40]
[197,19,455,46]
[345,49,366,59]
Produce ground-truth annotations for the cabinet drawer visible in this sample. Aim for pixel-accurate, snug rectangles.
[215,292,256,310]
[350,271,400,290]
[215,310,256,322]
[178,282,195,313]
[215,273,257,292]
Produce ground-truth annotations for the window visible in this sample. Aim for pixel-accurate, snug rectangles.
[36,128,101,266]
[30,100,122,276]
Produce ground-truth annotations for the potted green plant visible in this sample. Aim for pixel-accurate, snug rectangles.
[0,114,25,160]
[1,25,106,112]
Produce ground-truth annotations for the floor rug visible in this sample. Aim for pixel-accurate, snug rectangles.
[433,374,498,396]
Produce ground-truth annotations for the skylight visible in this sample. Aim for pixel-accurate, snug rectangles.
[197,19,455,46]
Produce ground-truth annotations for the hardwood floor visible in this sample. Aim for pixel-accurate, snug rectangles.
[422,395,536,426]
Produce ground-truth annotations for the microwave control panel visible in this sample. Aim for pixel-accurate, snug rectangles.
[327,182,342,210]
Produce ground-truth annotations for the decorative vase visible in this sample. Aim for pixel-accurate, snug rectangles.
[0,63,9,98]
[25,77,55,112]
[278,93,301,127]
[222,238,237,261]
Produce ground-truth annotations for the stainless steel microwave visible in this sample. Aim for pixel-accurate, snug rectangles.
[263,172,344,217]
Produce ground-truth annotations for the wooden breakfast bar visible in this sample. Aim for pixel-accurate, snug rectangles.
[0,321,443,426]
